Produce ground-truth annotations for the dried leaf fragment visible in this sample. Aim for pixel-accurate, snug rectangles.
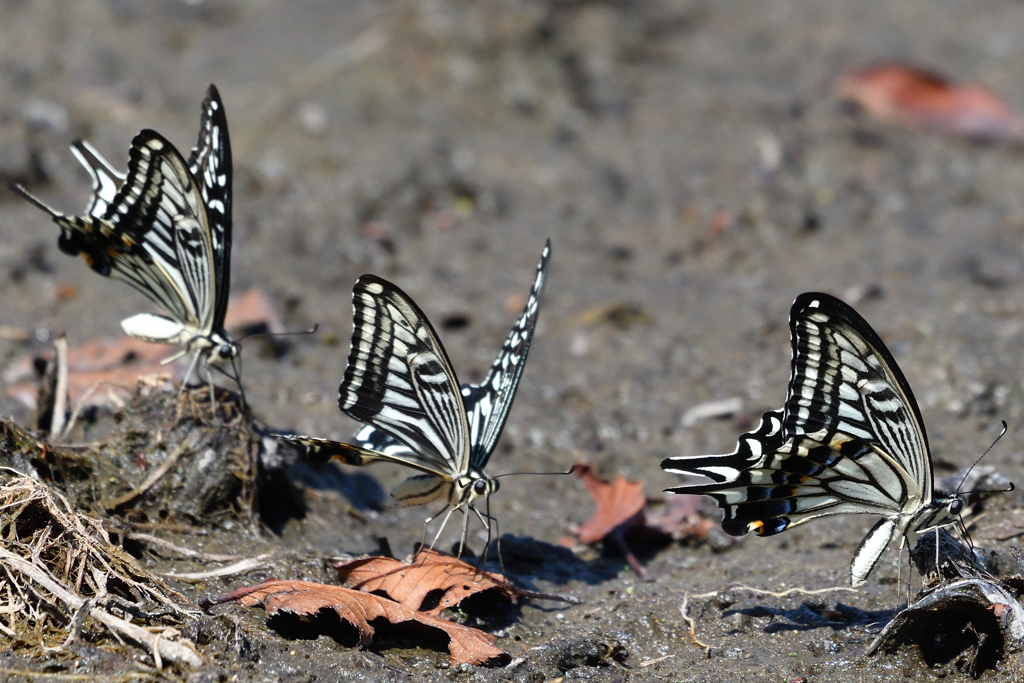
[837,63,1024,141]
[206,579,507,666]
[644,493,720,543]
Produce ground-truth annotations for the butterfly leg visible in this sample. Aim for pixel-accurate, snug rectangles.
[468,504,490,572]
[475,496,505,578]
[896,535,907,610]
[176,350,204,404]
[426,506,458,554]
[454,503,473,561]
[228,354,247,411]
[417,502,450,557]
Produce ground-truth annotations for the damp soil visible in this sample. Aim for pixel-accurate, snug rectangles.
[3,0,1024,680]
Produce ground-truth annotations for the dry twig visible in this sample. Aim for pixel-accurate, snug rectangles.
[104,435,197,510]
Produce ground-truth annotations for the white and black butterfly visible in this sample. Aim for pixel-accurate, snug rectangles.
[278,241,551,548]
[11,85,240,401]
[662,292,971,587]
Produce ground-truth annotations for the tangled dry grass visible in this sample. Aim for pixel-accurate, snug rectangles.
[0,468,200,668]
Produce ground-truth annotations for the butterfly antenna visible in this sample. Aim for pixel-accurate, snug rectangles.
[494,464,576,480]
[235,323,319,343]
[955,421,1007,496]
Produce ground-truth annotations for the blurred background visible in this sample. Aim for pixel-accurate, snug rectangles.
[2,0,1024,588]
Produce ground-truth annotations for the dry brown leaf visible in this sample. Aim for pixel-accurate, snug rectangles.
[205,578,507,666]
[571,463,645,544]
[335,549,521,615]
[837,63,1024,141]
[566,462,653,580]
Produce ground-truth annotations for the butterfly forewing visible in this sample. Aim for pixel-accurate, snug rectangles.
[787,294,933,501]
[116,132,213,331]
[463,240,550,468]
[186,85,233,331]
[339,275,470,479]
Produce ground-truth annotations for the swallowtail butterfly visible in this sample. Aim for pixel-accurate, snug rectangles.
[278,241,551,548]
[661,292,969,587]
[11,85,240,400]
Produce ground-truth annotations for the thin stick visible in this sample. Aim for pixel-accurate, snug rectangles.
[610,528,654,582]
[680,591,718,652]
[61,381,126,442]
[726,584,857,598]
[49,336,69,441]
[160,554,273,582]
[126,533,243,563]
[0,547,201,668]
[639,654,676,667]
[104,436,196,510]
[0,670,151,681]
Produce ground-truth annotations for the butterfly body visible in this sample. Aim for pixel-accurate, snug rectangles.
[12,86,240,395]
[277,242,551,549]
[662,292,967,587]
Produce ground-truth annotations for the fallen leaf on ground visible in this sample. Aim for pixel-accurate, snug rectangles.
[570,463,646,544]
[335,548,569,614]
[336,549,519,615]
[564,462,651,580]
[204,578,507,666]
[837,63,1024,141]
[223,287,283,333]
[5,337,170,411]
[5,287,282,410]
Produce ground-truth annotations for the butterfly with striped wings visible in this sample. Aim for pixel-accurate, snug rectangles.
[11,85,240,402]
[278,241,551,549]
[662,292,972,587]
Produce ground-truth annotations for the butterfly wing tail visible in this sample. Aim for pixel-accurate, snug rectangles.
[661,409,786,484]
[9,181,62,218]
[70,140,126,216]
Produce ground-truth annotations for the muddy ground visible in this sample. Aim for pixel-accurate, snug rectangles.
[3,0,1024,680]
